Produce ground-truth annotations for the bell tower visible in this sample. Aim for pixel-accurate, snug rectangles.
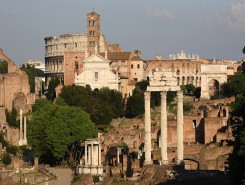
[87,11,100,56]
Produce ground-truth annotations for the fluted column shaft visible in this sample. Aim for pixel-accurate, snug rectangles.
[160,91,168,164]
[177,90,184,164]
[144,91,152,165]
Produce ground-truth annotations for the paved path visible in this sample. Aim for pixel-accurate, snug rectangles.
[41,168,73,185]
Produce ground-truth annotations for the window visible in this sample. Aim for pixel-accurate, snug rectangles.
[94,72,98,81]
[131,64,133,69]
[64,44,67,48]
[137,64,140,69]
[75,43,77,47]
[75,61,78,70]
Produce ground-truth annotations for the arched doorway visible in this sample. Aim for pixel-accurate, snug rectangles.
[208,79,219,97]
[184,159,199,170]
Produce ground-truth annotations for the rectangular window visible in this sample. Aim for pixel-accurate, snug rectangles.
[137,64,140,68]
[95,72,98,81]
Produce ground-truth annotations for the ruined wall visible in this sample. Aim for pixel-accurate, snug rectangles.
[204,117,224,144]
[0,49,35,112]
[199,145,233,170]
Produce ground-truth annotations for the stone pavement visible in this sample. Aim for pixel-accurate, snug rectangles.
[40,167,73,185]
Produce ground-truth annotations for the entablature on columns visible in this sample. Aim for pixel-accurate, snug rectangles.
[147,86,180,92]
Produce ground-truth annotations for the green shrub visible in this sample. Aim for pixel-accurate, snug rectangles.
[2,153,11,165]
[6,145,18,156]
[183,102,193,113]
[93,175,100,183]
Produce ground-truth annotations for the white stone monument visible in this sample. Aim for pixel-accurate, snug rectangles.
[79,138,103,175]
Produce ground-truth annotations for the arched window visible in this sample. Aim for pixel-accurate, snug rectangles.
[75,61,78,70]
[131,64,133,69]
[176,70,180,75]
[177,77,180,85]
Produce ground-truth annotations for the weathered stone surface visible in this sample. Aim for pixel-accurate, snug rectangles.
[72,174,93,185]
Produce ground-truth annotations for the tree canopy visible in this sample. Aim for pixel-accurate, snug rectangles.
[228,96,245,185]
[28,99,97,164]
[45,76,60,101]
[220,73,245,97]
[60,85,124,125]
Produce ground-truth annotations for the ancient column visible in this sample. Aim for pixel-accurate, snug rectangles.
[98,144,101,166]
[88,145,91,166]
[144,91,152,165]
[117,147,120,164]
[177,90,184,164]
[23,116,27,145]
[85,143,87,166]
[91,143,94,166]
[18,110,23,146]
[160,91,168,164]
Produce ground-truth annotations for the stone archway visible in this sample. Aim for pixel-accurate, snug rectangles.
[184,159,199,170]
[200,64,227,99]
[208,79,219,97]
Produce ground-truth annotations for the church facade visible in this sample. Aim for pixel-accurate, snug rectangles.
[74,51,120,91]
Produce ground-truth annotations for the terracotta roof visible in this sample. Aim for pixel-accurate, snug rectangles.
[99,52,131,60]
[130,56,142,61]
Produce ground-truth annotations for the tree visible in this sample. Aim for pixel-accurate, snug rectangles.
[45,76,60,101]
[125,94,144,118]
[28,99,97,164]
[228,96,245,185]
[0,60,8,73]
[20,64,44,93]
[60,85,124,125]
[181,84,195,95]
[194,87,201,100]
[2,153,11,165]
[220,73,245,97]
[5,108,18,127]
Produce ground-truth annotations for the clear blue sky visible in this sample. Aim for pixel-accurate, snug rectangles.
[0,0,245,64]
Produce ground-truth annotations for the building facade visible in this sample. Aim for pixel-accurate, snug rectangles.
[75,52,120,91]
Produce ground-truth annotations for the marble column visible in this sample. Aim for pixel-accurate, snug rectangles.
[88,146,91,166]
[98,144,101,166]
[91,143,94,166]
[23,116,27,145]
[85,143,87,166]
[177,90,184,164]
[144,91,152,165]
[18,110,23,146]
[160,91,168,164]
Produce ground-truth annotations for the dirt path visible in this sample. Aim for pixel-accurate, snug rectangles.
[41,168,73,185]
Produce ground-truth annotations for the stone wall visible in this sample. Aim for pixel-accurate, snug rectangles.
[0,49,35,112]
[64,52,85,85]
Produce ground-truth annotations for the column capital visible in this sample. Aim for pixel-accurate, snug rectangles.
[160,91,167,99]
[144,91,151,101]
